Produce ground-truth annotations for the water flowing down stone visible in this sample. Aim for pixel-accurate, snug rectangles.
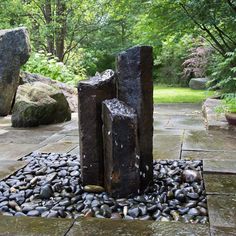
[0,27,31,116]
[102,98,140,197]
[78,70,116,186]
[117,46,154,190]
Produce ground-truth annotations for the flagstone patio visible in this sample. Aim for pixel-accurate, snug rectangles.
[0,103,235,235]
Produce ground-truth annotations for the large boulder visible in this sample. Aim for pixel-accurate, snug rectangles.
[20,72,78,112]
[0,27,31,116]
[11,82,71,127]
[189,78,209,90]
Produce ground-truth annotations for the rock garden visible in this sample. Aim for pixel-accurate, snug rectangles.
[0,152,207,223]
[0,5,236,233]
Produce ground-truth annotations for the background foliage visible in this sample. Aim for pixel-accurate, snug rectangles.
[0,0,236,93]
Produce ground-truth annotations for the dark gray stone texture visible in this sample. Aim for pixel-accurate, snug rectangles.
[189,78,208,90]
[102,99,140,197]
[78,70,116,186]
[0,27,31,116]
[208,195,236,228]
[117,46,154,190]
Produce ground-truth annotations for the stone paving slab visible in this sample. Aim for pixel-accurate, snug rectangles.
[165,116,205,131]
[4,124,64,132]
[58,136,79,143]
[0,129,8,135]
[0,143,37,160]
[67,218,210,236]
[154,104,202,116]
[204,174,236,194]
[0,160,27,180]
[154,129,184,136]
[182,130,236,151]
[37,142,77,153]
[204,160,236,174]
[207,195,236,228]
[0,130,55,144]
[153,134,182,160]
[0,116,11,127]
[68,146,79,156]
[39,133,66,147]
[60,129,79,136]
[0,215,73,236]
[182,150,236,160]
[210,226,236,236]
[153,120,170,131]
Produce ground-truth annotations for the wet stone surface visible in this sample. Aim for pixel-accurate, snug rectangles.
[68,218,210,236]
[0,214,73,236]
[0,153,208,224]
[207,195,236,228]
[204,174,236,194]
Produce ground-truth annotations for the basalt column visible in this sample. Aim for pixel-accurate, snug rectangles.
[117,46,154,191]
[102,99,140,197]
[78,70,116,186]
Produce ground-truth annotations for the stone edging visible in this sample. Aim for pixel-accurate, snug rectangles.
[202,98,236,131]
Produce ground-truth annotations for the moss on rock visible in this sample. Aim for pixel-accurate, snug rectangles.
[11,82,71,127]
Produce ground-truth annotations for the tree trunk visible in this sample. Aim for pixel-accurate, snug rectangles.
[44,0,54,54]
[55,0,67,61]
[121,21,125,47]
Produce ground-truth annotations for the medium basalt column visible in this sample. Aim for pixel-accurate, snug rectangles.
[78,70,116,186]
[102,98,140,197]
[117,46,154,191]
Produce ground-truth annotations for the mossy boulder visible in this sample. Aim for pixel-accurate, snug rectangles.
[189,78,208,90]
[11,82,71,127]
[20,72,78,112]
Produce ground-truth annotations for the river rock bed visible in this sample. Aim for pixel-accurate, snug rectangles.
[0,152,208,223]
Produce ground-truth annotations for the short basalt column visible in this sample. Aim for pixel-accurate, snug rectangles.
[117,46,154,190]
[102,98,140,197]
[78,70,116,186]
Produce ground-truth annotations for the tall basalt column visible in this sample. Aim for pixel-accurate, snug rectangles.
[102,99,140,198]
[117,46,154,191]
[78,70,116,186]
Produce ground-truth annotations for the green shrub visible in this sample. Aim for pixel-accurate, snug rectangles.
[76,49,116,76]
[154,35,194,86]
[23,51,86,85]
[215,93,236,114]
[208,49,236,93]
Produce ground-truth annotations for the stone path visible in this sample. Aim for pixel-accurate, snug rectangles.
[0,104,236,235]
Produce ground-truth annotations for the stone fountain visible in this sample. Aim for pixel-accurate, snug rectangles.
[78,46,154,197]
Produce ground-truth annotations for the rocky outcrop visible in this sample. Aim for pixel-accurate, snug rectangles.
[189,78,208,90]
[20,72,78,112]
[0,27,31,116]
[11,82,71,127]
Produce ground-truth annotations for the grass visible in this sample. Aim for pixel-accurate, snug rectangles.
[153,85,215,104]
